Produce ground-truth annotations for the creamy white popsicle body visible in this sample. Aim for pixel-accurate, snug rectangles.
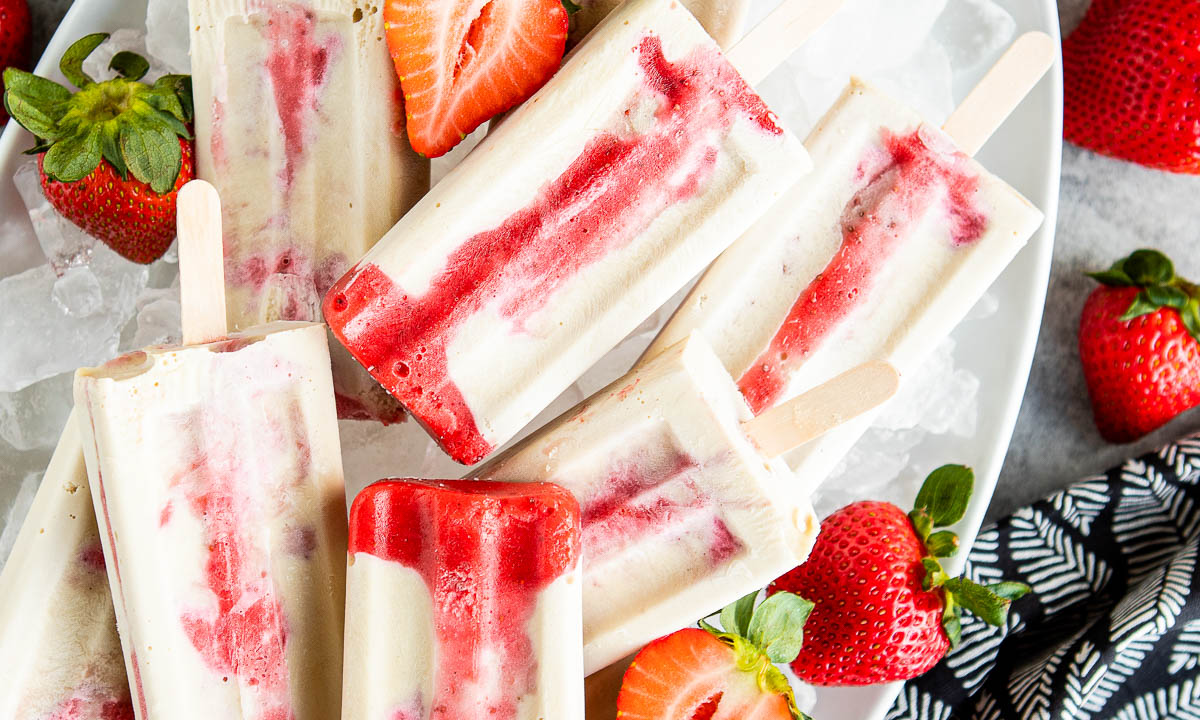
[477,332,819,674]
[0,410,133,720]
[189,0,430,423]
[646,80,1045,482]
[324,0,810,464]
[75,321,348,720]
[343,478,583,720]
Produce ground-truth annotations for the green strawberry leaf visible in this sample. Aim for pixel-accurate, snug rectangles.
[925,530,960,558]
[698,616,722,637]
[5,92,65,142]
[942,611,963,649]
[1087,266,1134,287]
[109,51,151,81]
[1182,300,1200,343]
[908,508,933,542]
[42,127,103,182]
[943,576,1024,627]
[1123,249,1175,286]
[153,74,193,122]
[1145,284,1189,310]
[922,557,949,590]
[987,581,1032,601]
[119,122,181,194]
[99,121,128,178]
[3,68,72,111]
[561,0,582,16]
[747,592,813,664]
[1119,290,1161,322]
[913,464,974,527]
[60,33,109,90]
[720,590,759,638]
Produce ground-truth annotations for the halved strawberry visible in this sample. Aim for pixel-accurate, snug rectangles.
[617,593,813,720]
[384,0,568,157]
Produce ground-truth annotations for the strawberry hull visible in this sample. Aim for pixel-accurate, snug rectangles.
[343,479,582,720]
[323,0,809,464]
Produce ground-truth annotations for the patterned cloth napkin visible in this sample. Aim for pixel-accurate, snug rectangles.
[886,436,1200,720]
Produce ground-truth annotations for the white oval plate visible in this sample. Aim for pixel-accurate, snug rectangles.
[0,1,1061,718]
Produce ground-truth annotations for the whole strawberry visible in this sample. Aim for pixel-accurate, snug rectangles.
[1063,0,1200,173]
[4,34,193,263]
[1079,249,1200,443]
[770,465,1030,685]
[617,591,815,720]
[0,0,30,124]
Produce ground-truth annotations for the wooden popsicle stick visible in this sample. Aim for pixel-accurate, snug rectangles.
[726,0,845,86]
[176,180,228,345]
[941,31,1057,157]
[741,360,900,458]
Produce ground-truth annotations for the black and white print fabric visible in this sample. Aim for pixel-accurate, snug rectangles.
[886,436,1200,720]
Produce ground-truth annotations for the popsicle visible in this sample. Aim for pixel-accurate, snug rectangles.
[324,0,844,464]
[0,409,133,720]
[74,181,349,720]
[476,331,899,673]
[569,0,749,49]
[189,0,430,423]
[644,33,1055,481]
[343,479,583,720]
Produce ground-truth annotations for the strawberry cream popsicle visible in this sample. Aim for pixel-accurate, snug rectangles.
[324,0,812,464]
[189,0,430,423]
[474,332,871,674]
[74,183,350,720]
[0,410,133,720]
[343,479,583,720]
[645,76,1046,484]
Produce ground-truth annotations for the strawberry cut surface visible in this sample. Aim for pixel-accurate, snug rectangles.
[384,0,568,157]
[617,628,792,720]
[1063,0,1200,173]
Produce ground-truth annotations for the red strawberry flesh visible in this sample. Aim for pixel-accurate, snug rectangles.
[385,0,568,157]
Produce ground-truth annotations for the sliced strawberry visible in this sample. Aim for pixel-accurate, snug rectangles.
[384,0,568,157]
[618,629,793,720]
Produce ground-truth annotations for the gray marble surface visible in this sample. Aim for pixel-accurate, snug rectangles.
[21,0,1200,522]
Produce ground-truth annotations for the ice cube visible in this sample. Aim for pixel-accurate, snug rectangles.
[14,161,95,276]
[129,284,182,349]
[51,266,104,316]
[0,242,148,393]
[933,0,1016,75]
[0,372,73,452]
[0,472,40,569]
[870,39,956,126]
[146,0,192,75]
